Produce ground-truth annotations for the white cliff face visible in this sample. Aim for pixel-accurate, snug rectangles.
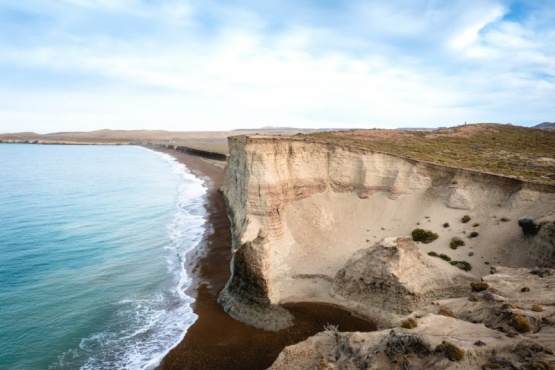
[219,135,555,331]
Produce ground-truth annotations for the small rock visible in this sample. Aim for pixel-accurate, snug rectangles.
[483,292,496,303]
[468,252,474,257]
[474,340,486,346]
[521,287,530,292]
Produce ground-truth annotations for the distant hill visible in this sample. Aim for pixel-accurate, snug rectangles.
[534,122,555,130]
[397,127,437,131]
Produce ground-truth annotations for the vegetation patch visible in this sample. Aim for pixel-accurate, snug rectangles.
[461,215,471,223]
[307,124,555,185]
[385,330,431,358]
[411,228,439,243]
[470,281,489,292]
[428,251,438,257]
[436,341,464,361]
[510,312,532,333]
[450,237,465,250]
[469,231,479,238]
[450,260,472,271]
[401,318,418,329]
[532,304,544,312]
[439,254,452,262]
[438,308,457,318]
[500,217,511,222]
[472,223,480,227]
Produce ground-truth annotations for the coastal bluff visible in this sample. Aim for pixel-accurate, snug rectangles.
[218,134,554,331]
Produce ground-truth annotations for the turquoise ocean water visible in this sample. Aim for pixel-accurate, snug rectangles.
[0,144,206,369]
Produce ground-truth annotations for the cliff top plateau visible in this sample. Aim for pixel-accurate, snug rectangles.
[301,123,554,185]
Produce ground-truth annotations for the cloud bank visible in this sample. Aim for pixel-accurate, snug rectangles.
[0,0,553,132]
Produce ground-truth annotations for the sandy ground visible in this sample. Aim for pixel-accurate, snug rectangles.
[278,188,552,306]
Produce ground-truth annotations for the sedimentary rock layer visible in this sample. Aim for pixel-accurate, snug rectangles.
[219,135,555,330]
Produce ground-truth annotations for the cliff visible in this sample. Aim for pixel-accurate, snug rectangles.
[218,135,555,331]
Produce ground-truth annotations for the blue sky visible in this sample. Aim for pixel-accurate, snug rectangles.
[0,0,553,133]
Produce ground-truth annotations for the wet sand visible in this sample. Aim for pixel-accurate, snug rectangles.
[153,148,376,370]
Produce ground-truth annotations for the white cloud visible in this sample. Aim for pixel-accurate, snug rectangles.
[0,0,554,133]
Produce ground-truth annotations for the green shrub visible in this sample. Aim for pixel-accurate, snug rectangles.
[439,254,452,261]
[401,318,418,329]
[500,217,511,222]
[450,260,472,271]
[450,237,465,250]
[461,215,471,223]
[411,228,439,243]
[443,222,450,228]
[428,251,438,257]
[472,223,480,227]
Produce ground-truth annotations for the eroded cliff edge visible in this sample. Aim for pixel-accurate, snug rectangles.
[218,135,555,332]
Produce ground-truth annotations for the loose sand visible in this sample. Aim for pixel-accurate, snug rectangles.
[152,148,376,370]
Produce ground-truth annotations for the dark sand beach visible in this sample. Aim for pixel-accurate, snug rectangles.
[154,148,376,370]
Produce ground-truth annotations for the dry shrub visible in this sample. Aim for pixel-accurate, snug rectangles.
[385,330,431,358]
[438,308,458,318]
[401,318,418,329]
[511,312,532,333]
[470,281,489,292]
[532,304,545,312]
[436,341,464,361]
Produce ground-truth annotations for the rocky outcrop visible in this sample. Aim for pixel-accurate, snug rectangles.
[217,229,294,331]
[271,267,555,369]
[219,135,555,331]
[270,315,555,370]
[331,237,474,315]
